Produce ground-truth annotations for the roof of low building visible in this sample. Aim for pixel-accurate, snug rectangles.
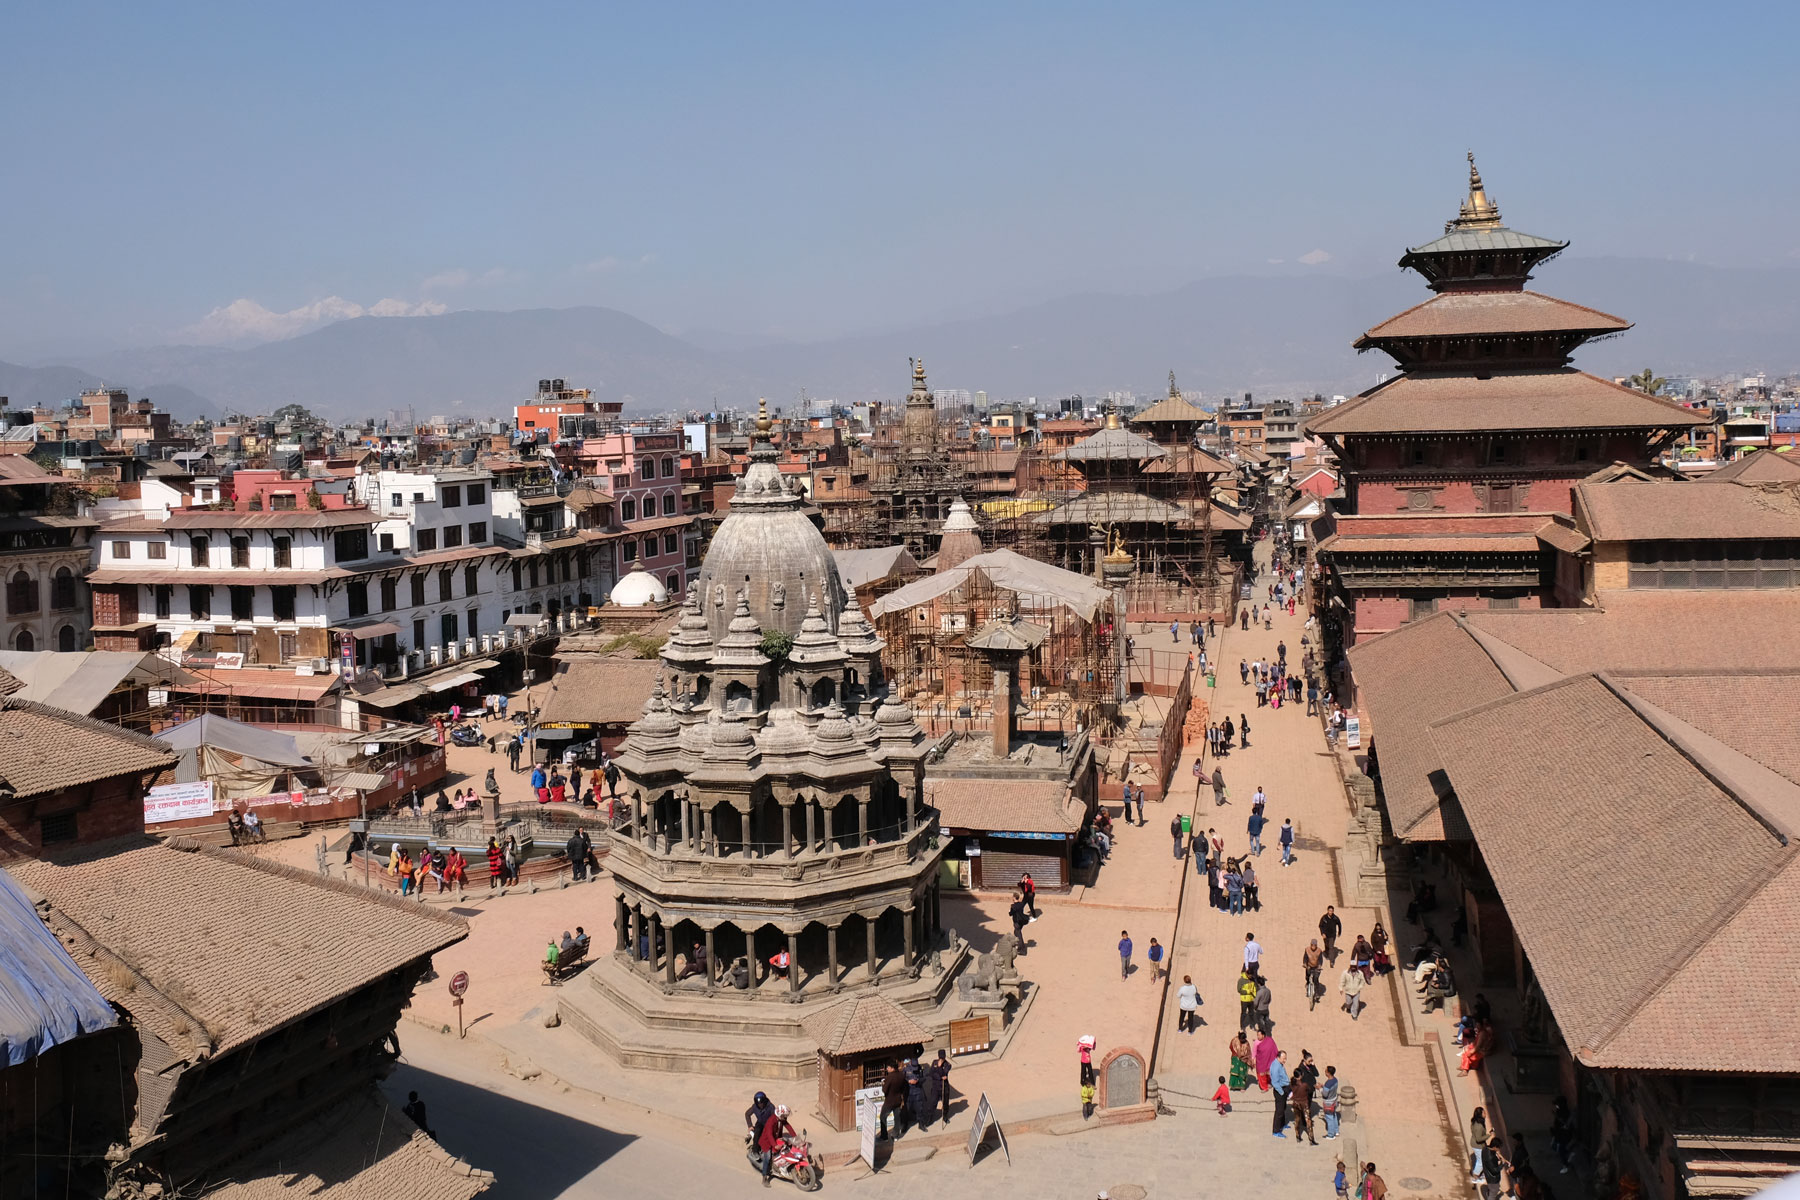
[537,657,663,727]
[0,650,193,716]
[199,1087,491,1200]
[1305,369,1709,436]
[1042,492,1189,526]
[1052,422,1169,463]
[832,545,922,591]
[1354,290,1629,346]
[1577,479,1800,542]
[1431,675,1800,1073]
[869,549,1110,624]
[156,713,315,767]
[805,993,931,1057]
[8,838,469,1056]
[1701,448,1800,485]
[0,697,177,800]
[1349,593,1800,841]
[927,776,1084,834]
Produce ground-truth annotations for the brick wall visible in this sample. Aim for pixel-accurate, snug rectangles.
[0,769,163,862]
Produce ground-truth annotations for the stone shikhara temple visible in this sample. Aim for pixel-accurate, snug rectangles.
[559,401,1008,1079]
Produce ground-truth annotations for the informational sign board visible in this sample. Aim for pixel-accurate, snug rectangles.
[966,1092,1010,1167]
[144,781,215,824]
[855,1085,884,1169]
[949,1016,992,1055]
[1345,716,1362,750]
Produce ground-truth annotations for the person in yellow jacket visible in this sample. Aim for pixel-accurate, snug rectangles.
[1238,968,1259,1031]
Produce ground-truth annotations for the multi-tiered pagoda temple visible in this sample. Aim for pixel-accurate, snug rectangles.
[1310,156,1707,652]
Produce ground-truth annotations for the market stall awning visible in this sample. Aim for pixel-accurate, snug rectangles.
[336,771,391,791]
[341,622,402,640]
[505,613,548,628]
[425,671,485,692]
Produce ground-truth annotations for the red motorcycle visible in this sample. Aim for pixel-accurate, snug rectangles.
[745,1130,821,1191]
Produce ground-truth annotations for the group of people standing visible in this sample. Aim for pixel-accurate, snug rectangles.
[877,1052,953,1140]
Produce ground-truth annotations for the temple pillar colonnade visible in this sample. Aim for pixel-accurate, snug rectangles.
[826,922,840,985]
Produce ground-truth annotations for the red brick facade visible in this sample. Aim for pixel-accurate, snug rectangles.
[0,768,168,862]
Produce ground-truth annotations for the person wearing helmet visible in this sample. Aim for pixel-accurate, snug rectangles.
[756,1103,796,1187]
[745,1090,774,1138]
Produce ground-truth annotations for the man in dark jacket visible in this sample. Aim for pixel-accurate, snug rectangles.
[1008,892,1029,956]
[879,1065,908,1140]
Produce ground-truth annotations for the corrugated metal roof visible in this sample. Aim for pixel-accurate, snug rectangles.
[1402,227,1568,256]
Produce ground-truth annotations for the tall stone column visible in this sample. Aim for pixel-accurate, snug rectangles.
[632,793,644,843]
[902,905,916,970]
[826,924,840,985]
[680,798,692,852]
[787,932,801,993]
[782,802,794,859]
[703,926,717,993]
[702,808,715,857]
[858,798,869,844]
[629,905,642,963]
[662,919,677,986]
[614,894,628,952]
[803,800,816,855]
[648,912,662,975]
[866,917,880,981]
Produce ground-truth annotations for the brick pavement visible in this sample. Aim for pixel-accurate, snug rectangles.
[1146,542,1464,1194]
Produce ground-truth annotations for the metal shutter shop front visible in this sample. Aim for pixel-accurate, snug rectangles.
[978,839,1064,891]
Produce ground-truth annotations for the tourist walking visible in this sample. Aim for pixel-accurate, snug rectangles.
[1177,975,1200,1032]
[1254,975,1273,1035]
[1171,813,1186,859]
[1280,818,1295,865]
[1320,906,1343,960]
[1118,930,1133,979]
[1248,809,1267,856]
[1020,873,1039,917]
[1239,714,1250,748]
[1320,1066,1341,1139]
[1340,962,1366,1020]
[1303,939,1325,1007]
[1244,931,1263,974]
[1212,766,1227,806]
[1147,937,1165,981]
[1009,891,1029,955]
[1238,969,1258,1030]
[1132,784,1146,826]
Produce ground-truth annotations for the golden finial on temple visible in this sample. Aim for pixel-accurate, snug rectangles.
[1451,150,1502,231]
[912,356,926,383]
[755,396,771,435]
[1169,370,1180,399]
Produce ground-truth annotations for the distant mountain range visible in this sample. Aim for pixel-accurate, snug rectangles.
[6,257,1797,424]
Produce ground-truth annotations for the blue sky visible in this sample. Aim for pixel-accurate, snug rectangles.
[4,1,1796,355]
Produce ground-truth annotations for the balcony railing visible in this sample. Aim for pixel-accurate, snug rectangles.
[604,813,940,886]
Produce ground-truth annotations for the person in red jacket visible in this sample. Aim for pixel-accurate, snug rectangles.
[486,837,503,890]
[756,1103,795,1187]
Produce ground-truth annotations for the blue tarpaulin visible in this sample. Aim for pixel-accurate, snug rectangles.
[0,869,117,1066]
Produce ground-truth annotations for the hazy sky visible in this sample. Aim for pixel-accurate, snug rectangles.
[5,2,1797,358]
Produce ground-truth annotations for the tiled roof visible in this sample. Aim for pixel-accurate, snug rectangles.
[1306,369,1709,436]
[1130,394,1210,424]
[0,456,56,485]
[1346,614,1517,840]
[1465,590,1800,676]
[1701,448,1800,485]
[8,838,468,1055]
[0,698,177,799]
[805,993,931,1057]
[1615,671,1800,788]
[202,1088,490,1200]
[1052,426,1168,463]
[0,666,21,697]
[1349,593,1800,841]
[1577,479,1800,542]
[1430,676,1800,1072]
[536,657,662,727]
[927,777,1084,834]
[1355,290,1629,346]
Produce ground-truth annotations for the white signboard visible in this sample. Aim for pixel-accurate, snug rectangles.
[144,780,216,824]
[1345,716,1362,750]
[855,1085,884,1168]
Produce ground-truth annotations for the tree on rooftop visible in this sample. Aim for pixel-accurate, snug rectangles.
[1627,368,1667,396]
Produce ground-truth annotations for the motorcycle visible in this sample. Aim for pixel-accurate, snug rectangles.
[745,1131,821,1191]
[449,724,484,748]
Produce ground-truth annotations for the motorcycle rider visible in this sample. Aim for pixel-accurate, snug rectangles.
[756,1103,796,1187]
